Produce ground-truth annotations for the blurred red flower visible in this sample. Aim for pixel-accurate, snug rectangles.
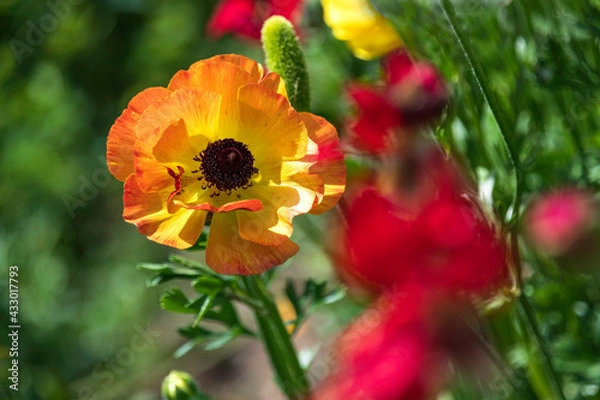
[525,188,600,272]
[312,286,481,400]
[525,188,598,255]
[336,148,508,297]
[207,0,303,40]
[348,50,448,154]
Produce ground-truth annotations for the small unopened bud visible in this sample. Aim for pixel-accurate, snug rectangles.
[261,15,310,112]
[161,370,211,400]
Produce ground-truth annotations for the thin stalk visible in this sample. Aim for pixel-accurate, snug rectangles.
[468,320,523,392]
[241,275,310,399]
[441,2,566,398]
[517,295,567,400]
[440,0,521,175]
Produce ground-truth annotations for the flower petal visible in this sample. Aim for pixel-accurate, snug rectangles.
[322,0,402,60]
[212,54,265,81]
[206,212,299,275]
[107,87,171,181]
[236,170,323,246]
[206,0,256,38]
[168,60,260,136]
[299,112,346,214]
[237,83,308,162]
[206,0,303,40]
[171,54,265,89]
[343,16,403,60]
[134,89,221,192]
[123,175,205,249]
[348,85,400,153]
[173,197,263,213]
[260,71,288,98]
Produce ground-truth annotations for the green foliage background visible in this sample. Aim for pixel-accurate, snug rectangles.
[0,0,599,399]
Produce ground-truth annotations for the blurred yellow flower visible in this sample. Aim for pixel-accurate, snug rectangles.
[321,0,402,60]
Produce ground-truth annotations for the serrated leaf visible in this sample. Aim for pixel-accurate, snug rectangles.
[160,288,196,314]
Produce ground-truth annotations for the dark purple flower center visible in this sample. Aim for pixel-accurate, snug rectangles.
[195,138,258,193]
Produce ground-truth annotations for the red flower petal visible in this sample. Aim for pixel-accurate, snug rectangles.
[207,0,304,40]
[207,0,256,38]
[314,287,453,400]
[383,50,414,85]
[348,85,401,154]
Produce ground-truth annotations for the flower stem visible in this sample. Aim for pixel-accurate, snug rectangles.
[440,0,521,174]
[517,295,566,400]
[240,275,310,399]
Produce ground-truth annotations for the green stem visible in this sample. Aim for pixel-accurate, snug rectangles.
[440,0,521,175]
[240,275,310,399]
[441,2,566,398]
[517,295,567,400]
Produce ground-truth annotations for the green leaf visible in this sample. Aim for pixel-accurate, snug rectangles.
[192,276,226,294]
[284,279,346,333]
[169,254,236,281]
[203,327,242,351]
[137,263,202,287]
[192,292,217,328]
[173,338,207,358]
[310,286,346,311]
[204,300,239,326]
[261,16,310,111]
[178,325,215,340]
[160,288,196,314]
[285,279,303,319]
[174,326,242,357]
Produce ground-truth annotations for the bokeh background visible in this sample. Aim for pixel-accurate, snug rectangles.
[1,0,600,399]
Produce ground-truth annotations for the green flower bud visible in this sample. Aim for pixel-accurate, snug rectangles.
[261,15,311,112]
[161,370,211,400]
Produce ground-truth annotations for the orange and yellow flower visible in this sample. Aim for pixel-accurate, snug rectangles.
[321,0,402,60]
[107,54,345,275]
